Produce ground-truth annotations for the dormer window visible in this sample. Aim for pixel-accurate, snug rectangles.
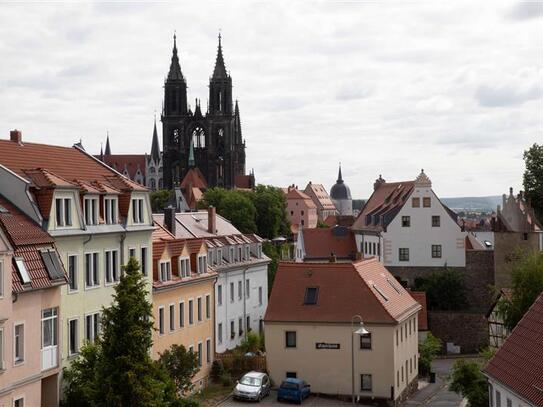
[304,287,319,305]
[84,197,98,226]
[197,255,207,274]
[217,249,223,264]
[179,257,190,278]
[55,198,72,227]
[245,245,250,260]
[104,197,118,224]
[238,246,243,261]
[14,258,31,284]
[159,261,172,282]
[229,247,234,262]
[132,198,145,224]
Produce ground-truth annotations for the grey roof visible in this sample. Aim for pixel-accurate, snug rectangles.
[167,34,184,81]
[330,165,352,200]
[150,118,160,162]
[153,211,240,239]
[212,34,228,79]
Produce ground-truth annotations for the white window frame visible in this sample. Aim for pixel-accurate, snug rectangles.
[259,286,263,306]
[84,196,99,226]
[104,197,118,225]
[14,258,30,284]
[85,312,101,343]
[41,308,58,351]
[55,197,72,227]
[230,282,234,302]
[158,306,165,335]
[105,249,120,284]
[205,294,211,319]
[179,301,185,328]
[132,198,145,224]
[179,257,190,278]
[13,396,25,407]
[140,246,148,276]
[84,252,100,289]
[238,280,242,300]
[245,245,250,260]
[197,297,202,322]
[13,322,25,365]
[169,303,175,332]
[68,317,79,357]
[67,254,78,293]
[218,323,223,344]
[217,284,223,306]
[188,299,194,325]
[217,249,222,264]
[245,279,250,298]
[128,247,136,260]
[197,341,203,367]
[197,255,207,274]
[159,261,172,282]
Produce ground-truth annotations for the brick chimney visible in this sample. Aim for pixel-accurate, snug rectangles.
[10,129,22,144]
[164,206,176,236]
[208,206,216,234]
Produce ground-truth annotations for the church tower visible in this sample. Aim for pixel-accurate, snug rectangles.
[162,33,247,190]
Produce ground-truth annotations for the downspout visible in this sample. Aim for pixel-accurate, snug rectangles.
[243,266,248,341]
[120,232,126,265]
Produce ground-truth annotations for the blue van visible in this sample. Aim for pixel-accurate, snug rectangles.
[277,378,311,404]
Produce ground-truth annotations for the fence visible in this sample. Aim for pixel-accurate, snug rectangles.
[214,352,267,375]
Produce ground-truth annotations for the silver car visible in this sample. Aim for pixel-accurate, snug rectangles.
[233,371,271,402]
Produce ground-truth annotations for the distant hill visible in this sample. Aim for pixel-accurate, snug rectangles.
[441,196,501,213]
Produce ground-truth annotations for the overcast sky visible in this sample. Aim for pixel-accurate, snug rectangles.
[1,1,543,199]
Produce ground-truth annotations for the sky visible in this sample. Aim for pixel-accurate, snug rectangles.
[1,1,543,199]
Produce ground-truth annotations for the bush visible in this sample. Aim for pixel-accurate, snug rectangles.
[211,360,225,382]
[449,359,488,407]
[419,333,442,376]
[220,372,233,387]
[414,269,468,311]
[158,344,200,394]
[239,332,263,354]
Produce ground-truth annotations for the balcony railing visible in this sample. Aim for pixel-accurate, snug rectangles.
[41,345,58,371]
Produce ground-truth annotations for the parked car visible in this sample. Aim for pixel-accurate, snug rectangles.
[277,378,311,404]
[233,371,271,402]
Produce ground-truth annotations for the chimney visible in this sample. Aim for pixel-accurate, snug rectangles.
[329,252,337,263]
[10,129,22,144]
[164,206,176,236]
[208,206,216,234]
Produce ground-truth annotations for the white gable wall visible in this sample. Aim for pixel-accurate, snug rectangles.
[383,187,465,267]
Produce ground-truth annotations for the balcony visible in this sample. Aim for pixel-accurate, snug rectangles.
[41,345,58,371]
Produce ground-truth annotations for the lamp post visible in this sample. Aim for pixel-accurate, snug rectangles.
[351,315,369,405]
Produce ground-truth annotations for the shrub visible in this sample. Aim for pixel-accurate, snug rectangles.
[211,360,225,382]
[419,333,442,376]
[221,372,233,387]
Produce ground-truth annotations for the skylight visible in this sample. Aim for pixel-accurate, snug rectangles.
[40,250,66,280]
[304,287,319,305]
[387,278,402,294]
[373,284,389,302]
[14,258,31,284]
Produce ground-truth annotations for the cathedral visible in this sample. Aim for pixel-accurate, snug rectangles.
[98,33,254,193]
[162,34,250,190]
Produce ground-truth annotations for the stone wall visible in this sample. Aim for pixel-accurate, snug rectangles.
[428,311,489,354]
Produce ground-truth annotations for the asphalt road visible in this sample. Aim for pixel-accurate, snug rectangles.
[220,390,370,407]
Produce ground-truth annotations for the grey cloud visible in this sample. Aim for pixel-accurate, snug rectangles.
[336,85,373,101]
[508,2,543,20]
[475,85,542,107]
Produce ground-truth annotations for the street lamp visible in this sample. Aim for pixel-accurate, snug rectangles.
[351,315,370,405]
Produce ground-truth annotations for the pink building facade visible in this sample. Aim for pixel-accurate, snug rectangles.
[0,197,67,407]
[284,186,318,231]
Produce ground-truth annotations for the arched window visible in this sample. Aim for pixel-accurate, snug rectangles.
[192,126,206,148]
[150,179,156,190]
[218,91,222,112]
[158,178,163,189]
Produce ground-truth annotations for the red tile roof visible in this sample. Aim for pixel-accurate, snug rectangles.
[484,292,543,406]
[0,196,67,293]
[304,183,336,210]
[181,167,208,190]
[302,227,357,260]
[323,215,355,228]
[409,291,428,330]
[264,259,421,324]
[101,154,147,181]
[235,175,253,189]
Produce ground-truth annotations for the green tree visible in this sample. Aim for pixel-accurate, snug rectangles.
[449,359,488,407]
[62,258,179,407]
[159,344,199,394]
[523,143,543,222]
[316,220,329,228]
[220,192,257,233]
[418,332,442,376]
[263,242,281,293]
[496,250,543,331]
[414,269,468,311]
[239,331,264,353]
[151,190,171,213]
[249,185,290,239]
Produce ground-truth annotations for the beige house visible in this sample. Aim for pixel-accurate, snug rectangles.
[151,216,217,390]
[264,259,421,406]
[304,182,337,222]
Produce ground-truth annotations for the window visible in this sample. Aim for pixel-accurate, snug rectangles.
[0,260,3,297]
[189,300,194,325]
[206,339,211,364]
[364,241,368,254]
[179,302,185,328]
[286,372,297,379]
[197,343,202,367]
[230,282,234,302]
[128,248,136,259]
[68,319,79,356]
[238,317,243,336]
[179,257,190,278]
[169,304,175,332]
[412,197,420,208]
[132,198,145,223]
[495,390,501,407]
[197,297,202,322]
[506,398,512,407]
[104,197,118,224]
[259,286,263,305]
[238,281,242,300]
[85,313,100,342]
[14,323,24,363]
[41,308,58,350]
[285,331,296,348]
[141,247,148,276]
[360,374,372,391]
[217,285,223,306]
[217,249,222,263]
[230,320,235,339]
[246,315,251,332]
[197,255,207,274]
[84,197,98,225]
[218,323,223,344]
[432,215,440,227]
[206,295,211,319]
[246,279,250,298]
[68,255,77,291]
[401,216,410,227]
[396,330,399,346]
[14,398,24,407]
[14,258,30,284]
[158,307,165,335]
[159,261,172,282]
[431,245,442,258]
[105,250,120,283]
[401,366,404,382]
[304,287,319,305]
[85,253,99,287]
[399,248,409,262]
[55,197,72,226]
[229,247,234,262]
[423,197,431,207]
[360,333,372,349]
[0,328,3,369]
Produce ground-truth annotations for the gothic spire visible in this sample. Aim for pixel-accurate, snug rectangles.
[105,132,111,155]
[212,33,228,79]
[337,163,343,183]
[188,138,195,168]
[150,115,160,162]
[167,33,184,81]
[234,100,242,140]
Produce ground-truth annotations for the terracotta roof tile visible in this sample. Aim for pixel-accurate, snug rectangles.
[180,168,208,189]
[264,259,421,324]
[235,175,253,189]
[323,215,355,228]
[101,154,146,181]
[409,291,428,330]
[484,292,543,405]
[302,226,357,260]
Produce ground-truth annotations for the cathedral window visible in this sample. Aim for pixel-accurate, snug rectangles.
[218,91,222,112]
[192,126,206,148]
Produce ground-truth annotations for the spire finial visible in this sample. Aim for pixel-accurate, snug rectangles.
[337,162,343,183]
[167,32,184,81]
[212,30,228,79]
[105,131,111,156]
[173,31,177,50]
[188,138,195,168]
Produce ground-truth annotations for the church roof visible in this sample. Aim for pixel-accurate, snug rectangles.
[105,133,111,155]
[330,165,352,200]
[212,33,228,79]
[150,117,160,163]
[167,34,184,81]
[101,154,146,181]
[180,167,208,190]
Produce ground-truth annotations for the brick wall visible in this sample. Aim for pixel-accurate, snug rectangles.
[428,311,489,354]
